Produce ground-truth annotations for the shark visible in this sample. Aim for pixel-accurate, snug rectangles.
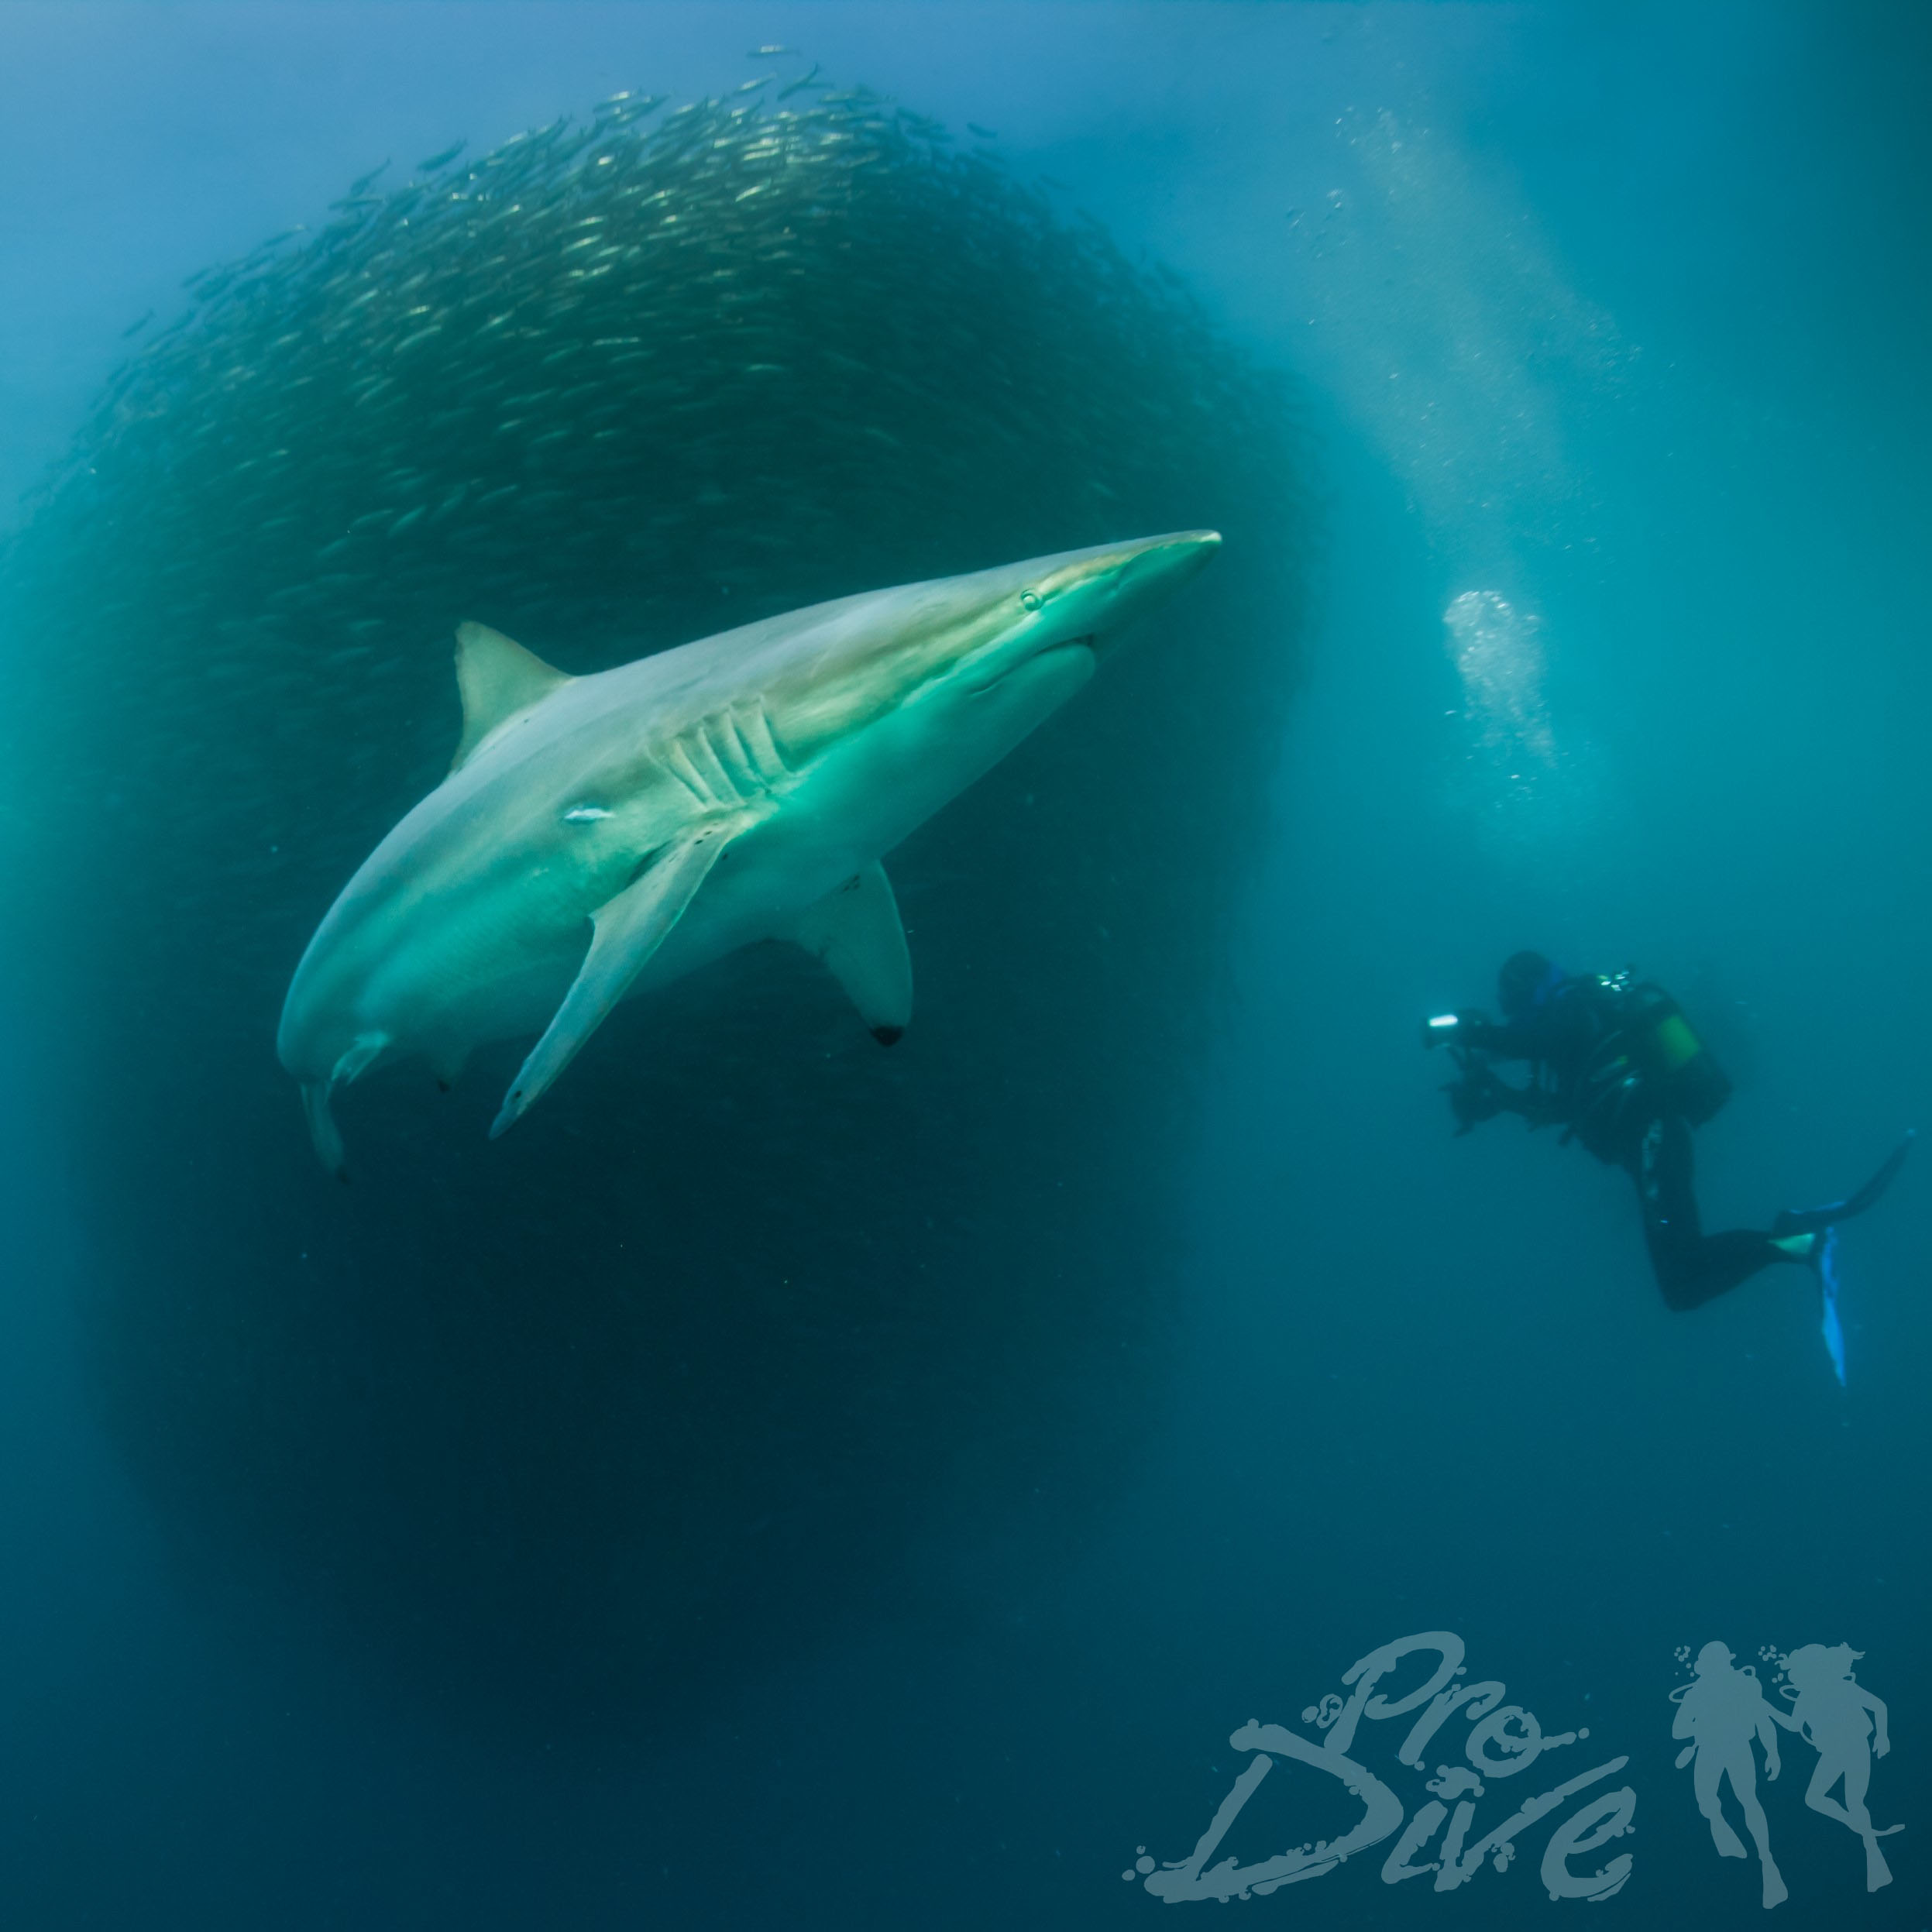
[277,530,1222,1172]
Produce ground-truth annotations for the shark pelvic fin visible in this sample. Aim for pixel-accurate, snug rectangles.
[301,1082,348,1181]
[451,621,574,772]
[780,861,913,1043]
[331,1030,389,1086]
[301,1030,387,1178]
[490,814,755,1138]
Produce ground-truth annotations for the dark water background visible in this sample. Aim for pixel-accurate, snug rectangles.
[1,6,1927,1928]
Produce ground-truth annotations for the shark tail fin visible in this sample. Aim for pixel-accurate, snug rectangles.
[779,861,913,1044]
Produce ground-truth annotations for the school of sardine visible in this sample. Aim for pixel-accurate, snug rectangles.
[0,70,1304,1724]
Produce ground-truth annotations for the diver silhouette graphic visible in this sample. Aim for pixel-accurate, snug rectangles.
[1778,1643,1901,1892]
[1672,1640,1904,1907]
[1670,1643,1789,1910]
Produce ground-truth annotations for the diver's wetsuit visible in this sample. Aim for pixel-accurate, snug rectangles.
[1463,979,1785,1311]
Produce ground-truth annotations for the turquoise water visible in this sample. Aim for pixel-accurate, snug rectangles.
[0,7,1926,1927]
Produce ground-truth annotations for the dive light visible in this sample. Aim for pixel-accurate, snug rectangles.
[1421,1012,1463,1050]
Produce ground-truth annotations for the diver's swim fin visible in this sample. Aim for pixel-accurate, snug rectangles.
[1772,1129,1914,1239]
[1817,1225,1846,1388]
[1773,1130,1914,1388]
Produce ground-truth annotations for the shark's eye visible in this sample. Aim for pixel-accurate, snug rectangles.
[1020,590,1043,612]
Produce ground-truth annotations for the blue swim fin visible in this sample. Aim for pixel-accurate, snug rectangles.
[1817,1225,1845,1387]
[1774,1131,1914,1387]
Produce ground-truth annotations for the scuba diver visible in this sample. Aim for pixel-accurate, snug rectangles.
[1425,952,1912,1380]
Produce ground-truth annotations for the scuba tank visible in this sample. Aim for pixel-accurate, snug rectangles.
[1590,970,1734,1126]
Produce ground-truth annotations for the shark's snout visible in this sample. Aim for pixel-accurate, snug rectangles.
[953,527,1223,699]
[1096,528,1222,630]
[1032,528,1222,661]
[1119,528,1222,595]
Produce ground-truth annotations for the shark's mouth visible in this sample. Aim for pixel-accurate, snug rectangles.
[961,634,1096,696]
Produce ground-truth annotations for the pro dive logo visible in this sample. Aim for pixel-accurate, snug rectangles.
[1125,1632,1634,1906]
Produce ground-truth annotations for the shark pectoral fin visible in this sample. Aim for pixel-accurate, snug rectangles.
[301,1082,348,1182]
[781,861,913,1043]
[490,816,752,1139]
[450,621,574,772]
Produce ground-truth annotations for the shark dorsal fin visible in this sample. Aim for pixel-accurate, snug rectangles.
[451,621,572,772]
